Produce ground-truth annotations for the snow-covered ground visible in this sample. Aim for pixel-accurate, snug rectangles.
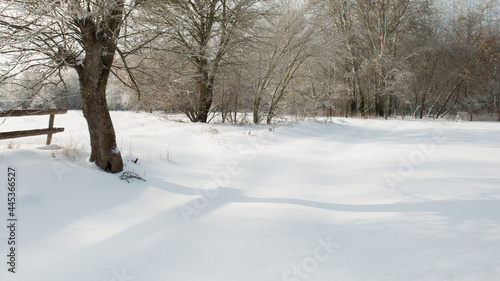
[0,111,499,281]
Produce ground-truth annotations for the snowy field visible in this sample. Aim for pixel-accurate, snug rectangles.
[0,111,499,281]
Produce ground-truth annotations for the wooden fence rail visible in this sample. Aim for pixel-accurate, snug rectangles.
[0,109,68,145]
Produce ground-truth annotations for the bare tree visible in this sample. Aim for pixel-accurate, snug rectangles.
[143,0,259,123]
[249,0,318,124]
[0,0,144,173]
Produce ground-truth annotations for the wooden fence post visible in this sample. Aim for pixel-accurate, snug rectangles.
[46,113,55,145]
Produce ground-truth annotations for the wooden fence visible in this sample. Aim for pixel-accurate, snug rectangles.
[0,109,68,145]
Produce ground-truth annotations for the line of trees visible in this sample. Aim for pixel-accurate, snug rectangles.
[1,0,499,173]
[132,0,499,122]
[312,0,499,121]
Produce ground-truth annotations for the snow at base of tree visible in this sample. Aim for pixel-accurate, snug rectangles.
[0,111,499,281]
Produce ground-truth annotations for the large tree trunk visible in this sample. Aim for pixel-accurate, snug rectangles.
[65,2,125,173]
[190,55,215,123]
[75,46,123,173]
[196,72,214,123]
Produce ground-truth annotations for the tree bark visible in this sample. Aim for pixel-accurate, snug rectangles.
[74,15,124,173]
[253,96,261,124]
[196,71,214,123]
[419,92,426,119]
[375,94,384,117]
[358,85,365,118]
[76,53,123,173]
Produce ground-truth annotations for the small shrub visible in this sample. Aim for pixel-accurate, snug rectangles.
[119,171,147,183]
